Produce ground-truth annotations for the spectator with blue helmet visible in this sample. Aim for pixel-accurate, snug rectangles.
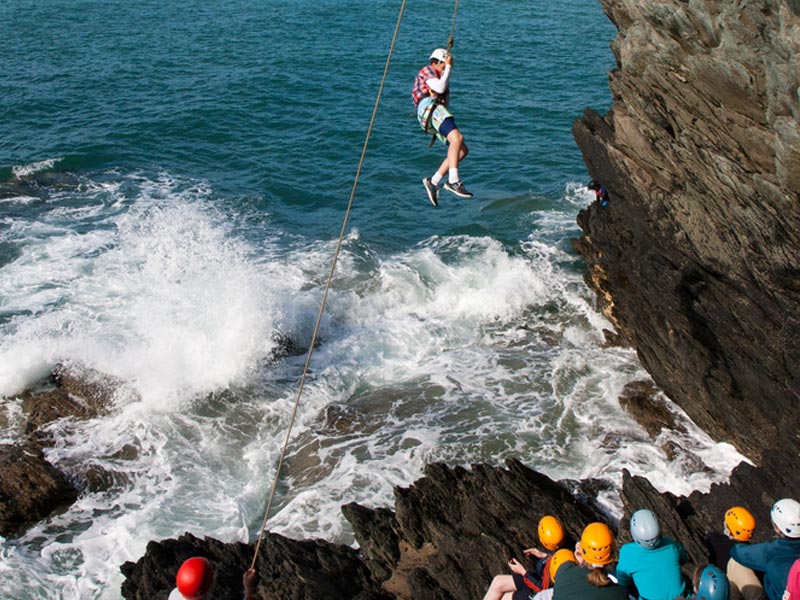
[614,508,688,600]
[675,564,731,600]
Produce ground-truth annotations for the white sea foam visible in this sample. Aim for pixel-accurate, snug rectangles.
[0,179,279,404]
[11,158,63,179]
[0,175,747,599]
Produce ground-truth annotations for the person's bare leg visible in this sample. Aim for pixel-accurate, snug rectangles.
[446,129,468,173]
[482,574,516,600]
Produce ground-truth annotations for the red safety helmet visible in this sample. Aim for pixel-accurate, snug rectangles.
[176,556,215,599]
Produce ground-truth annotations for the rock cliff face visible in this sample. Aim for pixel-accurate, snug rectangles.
[572,0,800,461]
[120,458,788,599]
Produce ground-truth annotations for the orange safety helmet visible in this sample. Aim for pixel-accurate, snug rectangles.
[176,556,215,599]
[549,548,577,582]
[725,506,756,541]
[538,515,565,551]
[580,522,615,566]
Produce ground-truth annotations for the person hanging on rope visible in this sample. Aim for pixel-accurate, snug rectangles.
[413,48,472,206]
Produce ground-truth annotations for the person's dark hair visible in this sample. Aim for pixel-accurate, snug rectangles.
[692,565,706,590]
[587,180,600,191]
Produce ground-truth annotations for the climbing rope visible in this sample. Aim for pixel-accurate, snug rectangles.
[447,0,459,50]
[248,0,409,571]
[425,0,460,146]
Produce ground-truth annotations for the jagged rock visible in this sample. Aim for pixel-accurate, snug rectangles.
[618,379,685,438]
[0,364,133,535]
[0,441,78,538]
[23,388,98,433]
[344,460,597,598]
[121,461,609,599]
[21,363,126,433]
[269,332,305,362]
[341,504,401,582]
[572,0,800,461]
[120,531,387,600]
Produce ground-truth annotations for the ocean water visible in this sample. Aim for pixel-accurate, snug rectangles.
[0,1,744,598]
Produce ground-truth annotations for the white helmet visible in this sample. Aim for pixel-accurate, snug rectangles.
[771,498,800,538]
[630,509,661,549]
[429,48,448,62]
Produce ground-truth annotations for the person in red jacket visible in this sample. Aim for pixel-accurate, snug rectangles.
[412,48,472,206]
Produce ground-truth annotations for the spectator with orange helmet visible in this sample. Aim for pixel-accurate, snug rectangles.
[704,506,759,600]
[706,506,757,571]
[482,515,566,600]
[551,522,628,599]
[530,549,576,600]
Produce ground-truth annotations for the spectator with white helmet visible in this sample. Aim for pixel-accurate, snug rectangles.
[614,508,688,600]
[729,498,800,600]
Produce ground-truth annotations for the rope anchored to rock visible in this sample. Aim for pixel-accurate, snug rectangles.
[248,0,409,572]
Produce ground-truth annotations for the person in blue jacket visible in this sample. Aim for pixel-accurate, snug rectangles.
[587,180,609,207]
[614,508,688,600]
[729,498,800,600]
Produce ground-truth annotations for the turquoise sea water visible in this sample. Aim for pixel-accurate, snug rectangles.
[0,1,744,598]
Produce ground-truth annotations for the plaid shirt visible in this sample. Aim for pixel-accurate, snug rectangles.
[412,65,449,107]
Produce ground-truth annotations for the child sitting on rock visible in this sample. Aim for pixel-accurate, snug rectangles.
[704,505,759,600]
[614,508,688,600]
[482,515,566,600]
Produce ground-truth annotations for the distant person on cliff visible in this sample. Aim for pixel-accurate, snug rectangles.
[482,515,566,600]
[729,498,800,600]
[587,180,609,207]
[614,508,688,600]
[550,522,628,599]
[705,506,760,600]
[413,47,473,207]
[168,557,259,600]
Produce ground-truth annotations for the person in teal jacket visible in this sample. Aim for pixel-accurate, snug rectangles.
[729,498,800,600]
[614,509,687,600]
